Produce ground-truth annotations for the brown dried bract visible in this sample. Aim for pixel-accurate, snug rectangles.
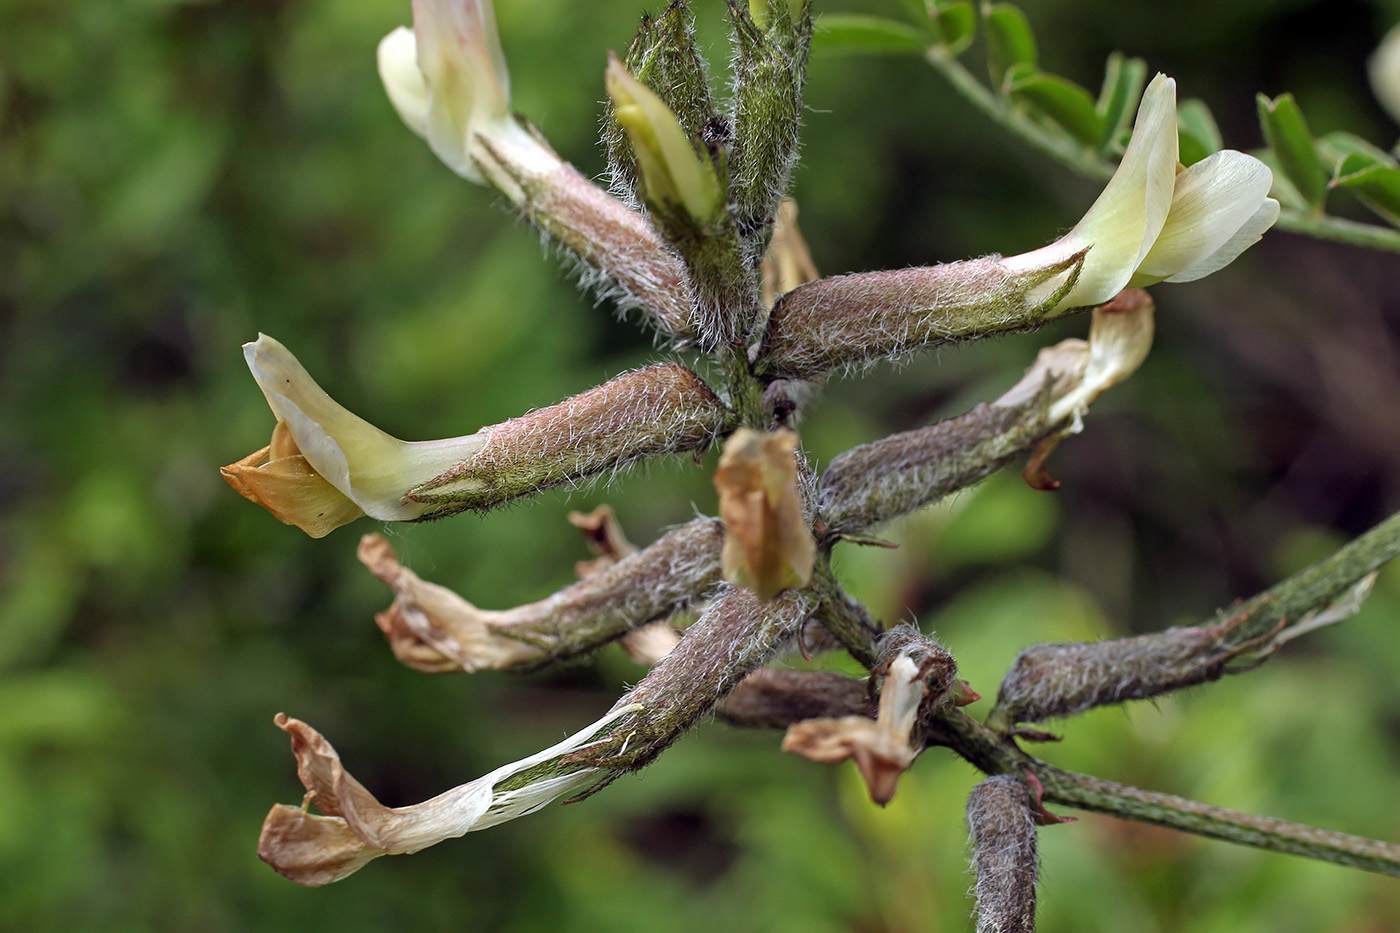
[714,428,816,601]
[781,655,927,805]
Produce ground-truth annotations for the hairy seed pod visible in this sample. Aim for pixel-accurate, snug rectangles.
[719,669,873,729]
[756,253,1084,381]
[408,364,730,512]
[819,398,1050,535]
[990,621,1262,727]
[360,517,723,673]
[967,774,1039,933]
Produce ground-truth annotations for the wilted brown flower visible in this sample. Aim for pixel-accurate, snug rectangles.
[714,428,815,601]
[781,655,927,805]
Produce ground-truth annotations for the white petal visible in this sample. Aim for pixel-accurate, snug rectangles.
[377,28,430,138]
[413,0,513,182]
[1001,75,1179,310]
[382,703,640,850]
[877,655,926,739]
[1370,25,1400,125]
[1061,74,1179,306]
[1161,196,1279,283]
[1133,151,1275,284]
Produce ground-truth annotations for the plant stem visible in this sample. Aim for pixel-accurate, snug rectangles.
[924,49,1400,255]
[1222,509,1400,643]
[1034,766,1400,877]
[926,708,1400,877]
[1272,210,1400,252]
[924,50,1113,182]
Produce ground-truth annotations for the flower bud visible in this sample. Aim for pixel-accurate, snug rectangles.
[729,0,810,232]
[714,428,816,601]
[604,4,718,203]
[605,53,724,226]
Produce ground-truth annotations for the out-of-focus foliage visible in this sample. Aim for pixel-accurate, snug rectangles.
[3,0,1400,929]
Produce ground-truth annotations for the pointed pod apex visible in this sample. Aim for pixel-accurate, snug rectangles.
[950,679,982,707]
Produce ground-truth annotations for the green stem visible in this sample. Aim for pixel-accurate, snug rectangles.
[925,49,1400,255]
[924,49,1113,182]
[926,708,1400,877]
[1272,210,1400,253]
[1223,509,1400,643]
[810,560,882,666]
[1034,766,1400,877]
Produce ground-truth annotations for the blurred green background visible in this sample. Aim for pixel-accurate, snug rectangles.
[5,0,1400,929]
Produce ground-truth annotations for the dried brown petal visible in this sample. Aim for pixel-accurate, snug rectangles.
[358,534,545,673]
[780,655,926,805]
[715,428,815,601]
[782,716,915,806]
[220,423,365,538]
[259,709,634,886]
[258,804,384,887]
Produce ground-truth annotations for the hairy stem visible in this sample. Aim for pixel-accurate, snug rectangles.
[1219,509,1400,643]
[1034,767,1400,877]
[926,708,1400,877]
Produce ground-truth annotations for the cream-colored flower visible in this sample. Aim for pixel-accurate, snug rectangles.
[1002,74,1279,309]
[1370,25,1400,125]
[226,334,487,535]
[377,0,557,189]
[226,336,730,537]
